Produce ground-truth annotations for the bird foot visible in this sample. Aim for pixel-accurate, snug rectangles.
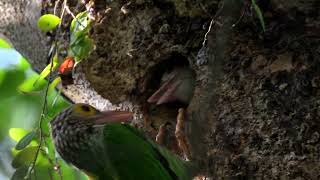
[175,108,191,160]
[155,123,167,145]
[155,108,191,159]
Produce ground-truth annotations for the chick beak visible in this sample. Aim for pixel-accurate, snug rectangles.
[93,111,133,125]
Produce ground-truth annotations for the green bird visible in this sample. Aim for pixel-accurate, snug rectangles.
[50,103,197,180]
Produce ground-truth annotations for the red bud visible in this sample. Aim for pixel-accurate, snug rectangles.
[59,57,75,75]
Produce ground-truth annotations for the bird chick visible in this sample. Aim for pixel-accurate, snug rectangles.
[148,67,195,105]
[148,66,195,159]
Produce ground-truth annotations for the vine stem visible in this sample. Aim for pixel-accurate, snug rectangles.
[27,0,67,179]
[28,47,55,180]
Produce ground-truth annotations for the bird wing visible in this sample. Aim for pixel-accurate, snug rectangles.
[101,124,195,180]
[102,124,173,180]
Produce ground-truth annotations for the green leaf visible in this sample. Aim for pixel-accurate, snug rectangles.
[251,0,266,32]
[37,14,61,32]
[69,36,93,61]
[0,38,12,48]
[34,54,59,86]
[12,146,38,168]
[17,56,31,70]
[9,128,30,142]
[11,165,29,180]
[49,77,61,93]
[15,131,37,150]
[69,11,93,62]
[70,12,90,33]
[18,73,46,93]
[51,88,61,108]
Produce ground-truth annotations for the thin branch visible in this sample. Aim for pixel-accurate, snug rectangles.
[28,0,68,179]
[64,5,76,19]
[201,1,225,47]
[202,19,214,46]
[55,157,63,180]
[28,56,55,179]
[48,168,54,180]
[65,5,87,28]
[53,0,62,15]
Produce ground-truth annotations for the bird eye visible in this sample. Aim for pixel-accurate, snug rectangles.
[74,104,97,116]
[81,105,91,112]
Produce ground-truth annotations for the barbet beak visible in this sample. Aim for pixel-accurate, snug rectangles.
[93,111,133,125]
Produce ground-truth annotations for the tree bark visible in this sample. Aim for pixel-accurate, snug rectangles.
[2,0,320,179]
[0,0,48,71]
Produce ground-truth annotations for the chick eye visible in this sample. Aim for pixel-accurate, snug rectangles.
[81,105,91,112]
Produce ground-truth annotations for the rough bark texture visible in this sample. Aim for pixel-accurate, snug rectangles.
[82,1,210,103]
[0,0,48,71]
[82,0,320,179]
[3,0,320,179]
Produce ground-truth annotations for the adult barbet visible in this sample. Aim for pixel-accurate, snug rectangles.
[50,103,197,180]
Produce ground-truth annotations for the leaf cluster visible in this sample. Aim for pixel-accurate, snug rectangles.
[0,10,93,180]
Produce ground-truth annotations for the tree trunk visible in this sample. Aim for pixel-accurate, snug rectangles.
[3,0,320,179]
[0,0,48,71]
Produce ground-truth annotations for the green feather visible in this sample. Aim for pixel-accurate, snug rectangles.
[95,124,196,180]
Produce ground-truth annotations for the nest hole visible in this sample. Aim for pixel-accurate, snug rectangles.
[146,53,192,94]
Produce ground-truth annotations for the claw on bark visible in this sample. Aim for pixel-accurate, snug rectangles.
[175,108,191,160]
[156,124,167,145]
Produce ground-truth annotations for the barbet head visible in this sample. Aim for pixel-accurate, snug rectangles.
[50,103,133,170]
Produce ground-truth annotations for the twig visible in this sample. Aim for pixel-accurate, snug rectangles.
[28,0,68,179]
[64,5,76,19]
[201,1,225,47]
[231,0,249,28]
[232,4,247,28]
[28,59,54,179]
[53,0,62,15]
[48,168,54,180]
[65,4,86,28]
[202,19,214,46]
[43,139,63,180]
[55,157,63,180]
